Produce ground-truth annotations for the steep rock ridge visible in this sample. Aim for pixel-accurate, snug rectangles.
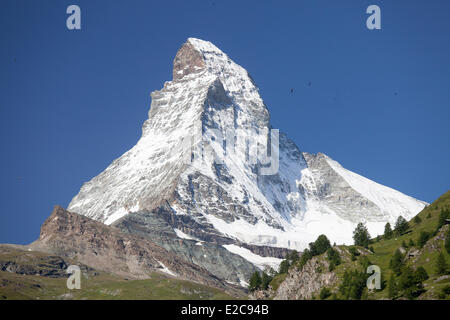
[67,37,426,262]
[28,206,242,295]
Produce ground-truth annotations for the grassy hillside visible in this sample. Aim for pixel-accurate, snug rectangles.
[0,271,235,300]
[0,246,237,300]
[260,191,450,300]
[366,191,450,299]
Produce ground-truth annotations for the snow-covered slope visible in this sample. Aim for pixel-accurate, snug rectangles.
[325,156,425,220]
[68,38,427,254]
[223,244,283,271]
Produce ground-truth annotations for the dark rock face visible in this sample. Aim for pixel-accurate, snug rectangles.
[113,207,259,284]
[205,78,232,107]
[29,206,243,296]
[113,204,295,282]
[0,256,67,278]
[0,245,96,278]
[238,243,292,259]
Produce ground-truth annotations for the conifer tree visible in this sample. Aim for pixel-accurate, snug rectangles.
[390,249,404,275]
[384,222,393,239]
[445,229,450,254]
[287,250,299,263]
[353,223,371,248]
[249,271,261,292]
[437,209,449,231]
[261,272,272,290]
[414,266,429,282]
[278,259,290,274]
[394,216,409,235]
[309,234,331,256]
[436,251,448,276]
[398,266,419,299]
[388,274,397,299]
[417,231,430,248]
[327,247,341,266]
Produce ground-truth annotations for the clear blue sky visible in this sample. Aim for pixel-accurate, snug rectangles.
[1,0,449,244]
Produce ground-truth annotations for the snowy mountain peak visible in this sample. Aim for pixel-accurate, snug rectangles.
[174,38,237,80]
[173,38,241,81]
[68,38,426,252]
[187,38,223,53]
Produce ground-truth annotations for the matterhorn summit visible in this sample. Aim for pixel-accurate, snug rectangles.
[68,38,426,280]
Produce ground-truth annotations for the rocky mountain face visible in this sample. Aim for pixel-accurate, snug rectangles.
[28,206,243,296]
[273,256,337,300]
[66,38,427,286]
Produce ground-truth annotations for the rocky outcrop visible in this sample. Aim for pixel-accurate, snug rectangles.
[249,289,274,300]
[1,257,67,277]
[424,225,449,251]
[0,245,96,278]
[411,224,449,264]
[274,257,337,300]
[238,243,292,259]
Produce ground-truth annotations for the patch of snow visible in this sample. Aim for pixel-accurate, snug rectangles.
[239,279,249,288]
[104,207,129,225]
[156,260,176,277]
[174,228,199,241]
[223,244,283,271]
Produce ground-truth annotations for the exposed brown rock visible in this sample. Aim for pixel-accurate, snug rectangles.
[274,257,337,300]
[249,289,273,300]
[28,205,243,296]
[173,41,205,80]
